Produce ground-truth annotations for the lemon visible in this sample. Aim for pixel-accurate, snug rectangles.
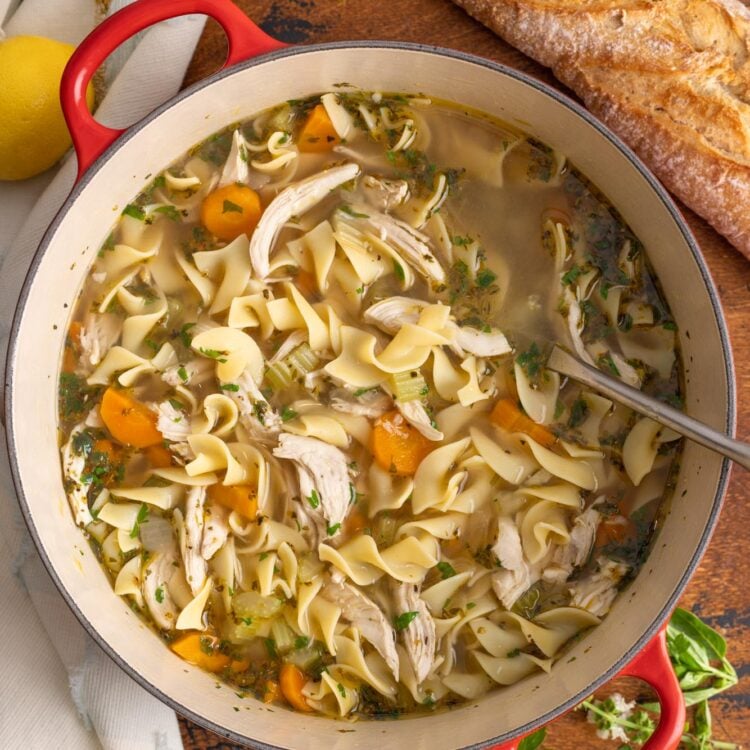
[0,35,94,181]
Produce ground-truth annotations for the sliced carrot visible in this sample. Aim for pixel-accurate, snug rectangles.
[100,387,163,448]
[596,516,637,548]
[279,663,311,712]
[372,409,433,476]
[207,483,258,519]
[344,508,367,537]
[93,439,116,460]
[170,632,231,673]
[490,398,557,449]
[146,444,173,468]
[230,658,251,673]
[297,104,340,153]
[263,679,281,704]
[200,183,262,241]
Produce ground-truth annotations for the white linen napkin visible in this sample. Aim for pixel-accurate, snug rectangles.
[0,2,208,748]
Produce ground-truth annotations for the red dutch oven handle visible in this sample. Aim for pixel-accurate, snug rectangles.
[493,625,685,750]
[60,0,287,180]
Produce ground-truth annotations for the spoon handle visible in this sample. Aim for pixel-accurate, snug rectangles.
[547,346,748,469]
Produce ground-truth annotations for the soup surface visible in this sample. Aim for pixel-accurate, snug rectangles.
[58,91,682,718]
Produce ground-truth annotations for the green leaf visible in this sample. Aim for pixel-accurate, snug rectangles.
[130,503,149,539]
[222,199,243,214]
[393,260,405,282]
[177,365,188,383]
[280,406,298,422]
[339,203,369,219]
[518,728,546,750]
[327,523,341,536]
[393,611,419,631]
[220,383,240,392]
[476,268,497,288]
[294,635,309,650]
[178,322,195,347]
[154,205,182,221]
[307,489,320,509]
[436,561,456,579]
[154,585,165,603]
[122,204,145,221]
[199,347,228,363]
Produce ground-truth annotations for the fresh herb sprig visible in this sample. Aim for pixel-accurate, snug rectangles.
[576,608,738,749]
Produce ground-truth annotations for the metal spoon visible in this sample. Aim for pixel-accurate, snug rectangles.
[547,345,749,470]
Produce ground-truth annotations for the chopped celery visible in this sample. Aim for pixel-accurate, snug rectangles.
[232,591,284,619]
[297,552,325,584]
[271,618,296,653]
[287,343,320,378]
[389,369,429,402]
[373,514,398,546]
[264,343,320,391]
[265,360,293,391]
[284,644,322,671]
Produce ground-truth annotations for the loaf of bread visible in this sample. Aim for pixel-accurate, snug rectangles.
[453,0,750,258]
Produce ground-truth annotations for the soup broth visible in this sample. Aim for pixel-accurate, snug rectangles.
[58,91,681,719]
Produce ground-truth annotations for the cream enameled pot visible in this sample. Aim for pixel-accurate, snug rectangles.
[4,1,735,748]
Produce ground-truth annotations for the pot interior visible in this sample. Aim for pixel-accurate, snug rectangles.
[7,44,732,749]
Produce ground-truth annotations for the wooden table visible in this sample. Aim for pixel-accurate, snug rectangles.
[181,2,749,747]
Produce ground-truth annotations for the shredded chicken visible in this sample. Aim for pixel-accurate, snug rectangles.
[391,581,435,683]
[273,434,352,539]
[162,358,213,388]
[227,370,282,444]
[396,399,444,441]
[78,313,122,370]
[153,400,191,442]
[61,421,94,527]
[329,387,392,419]
[491,517,538,609]
[365,296,510,357]
[249,163,361,278]
[142,552,180,630]
[323,577,400,680]
[218,129,250,187]
[544,507,601,584]
[362,175,410,211]
[201,503,230,560]
[180,487,208,595]
[347,206,446,285]
[569,557,629,617]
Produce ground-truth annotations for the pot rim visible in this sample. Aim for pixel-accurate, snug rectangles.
[4,40,736,749]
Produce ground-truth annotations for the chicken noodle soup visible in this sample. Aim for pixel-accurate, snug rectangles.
[59,91,682,717]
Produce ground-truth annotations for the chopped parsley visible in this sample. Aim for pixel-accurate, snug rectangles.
[516,341,545,382]
[220,383,240,392]
[337,683,347,698]
[177,365,189,383]
[339,204,369,219]
[307,489,320,509]
[393,260,405,282]
[154,585,165,603]
[568,397,589,428]
[475,268,497,288]
[59,373,100,421]
[240,617,253,626]
[222,199,243,214]
[393,611,419,631]
[130,503,149,539]
[327,523,341,536]
[154,205,182,221]
[436,561,457,579]
[178,322,195,347]
[199,347,228,363]
[294,635,309,650]
[280,406,298,422]
[598,352,621,376]
[122,204,145,221]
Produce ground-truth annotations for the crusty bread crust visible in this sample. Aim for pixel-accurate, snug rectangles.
[454,0,750,256]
